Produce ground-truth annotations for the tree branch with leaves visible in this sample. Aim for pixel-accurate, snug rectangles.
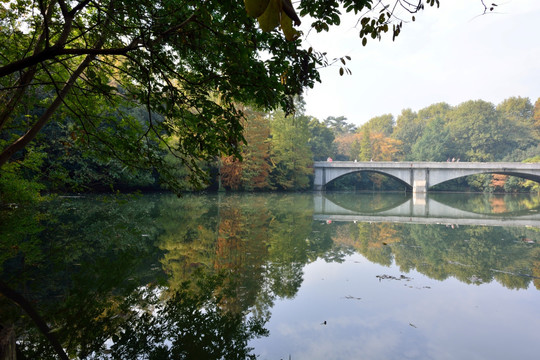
[0,0,498,193]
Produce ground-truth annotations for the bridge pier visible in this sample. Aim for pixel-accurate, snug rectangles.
[413,181,426,193]
[313,166,326,191]
[314,185,325,191]
[412,168,428,193]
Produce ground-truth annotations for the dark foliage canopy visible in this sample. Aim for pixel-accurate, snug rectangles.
[0,0,482,191]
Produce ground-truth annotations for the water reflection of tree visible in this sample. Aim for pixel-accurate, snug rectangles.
[5,193,537,358]
[334,222,399,266]
[157,193,341,320]
[1,195,164,358]
[329,221,540,290]
[431,193,540,216]
[102,274,269,360]
[0,195,269,359]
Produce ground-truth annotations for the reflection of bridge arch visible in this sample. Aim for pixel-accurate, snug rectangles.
[313,193,540,227]
[429,193,540,218]
[313,161,540,193]
[323,192,410,214]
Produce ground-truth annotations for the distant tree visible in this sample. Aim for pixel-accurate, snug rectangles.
[411,117,455,161]
[533,98,540,137]
[323,116,356,136]
[360,114,395,137]
[370,133,402,161]
[447,100,502,161]
[522,155,540,193]
[359,129,372,161]
[392,108,418,160]
[497,97,534,123]
[495,97,537,159]
[269,111,313,190]
[407,102,453,159]
[334,133,362,160]
[220,156,244,190]
[308,118,336,161]
[490,174,508,192]
[240,112,272,191]
[220,110,272,191]
[502,144,540,163]
[350,136,362,161]
[355,115,399,161]
[416,103,452,131]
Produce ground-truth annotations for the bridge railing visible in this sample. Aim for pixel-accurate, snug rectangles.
[313,161,540,170]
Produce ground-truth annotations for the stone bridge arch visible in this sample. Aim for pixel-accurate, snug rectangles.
[320,168,412,190]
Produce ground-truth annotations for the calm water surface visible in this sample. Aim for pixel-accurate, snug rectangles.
[1,192,539,359]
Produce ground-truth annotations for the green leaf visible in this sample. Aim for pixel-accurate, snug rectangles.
[244,0,270,18]
[257,0,280,32]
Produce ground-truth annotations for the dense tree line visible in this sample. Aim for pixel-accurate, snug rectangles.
[0,0,427,198]
[328,97,540,164]
[0,0,506,203]
[1,95,539,200]
[160,95,540,193]
[322,96,540,192]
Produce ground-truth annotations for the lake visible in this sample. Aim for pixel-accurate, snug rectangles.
[1,192,539,359]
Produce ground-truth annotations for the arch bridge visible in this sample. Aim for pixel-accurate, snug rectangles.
[313,161,540,193]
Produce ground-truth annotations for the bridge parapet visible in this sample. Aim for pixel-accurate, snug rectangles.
[313,161,540,192]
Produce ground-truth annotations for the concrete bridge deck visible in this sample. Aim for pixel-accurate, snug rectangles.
[313,161,540,193]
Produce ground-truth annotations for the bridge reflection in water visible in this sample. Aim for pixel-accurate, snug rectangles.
[313,192,540,228]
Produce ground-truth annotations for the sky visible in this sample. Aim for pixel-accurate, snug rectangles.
[299,0,540,126]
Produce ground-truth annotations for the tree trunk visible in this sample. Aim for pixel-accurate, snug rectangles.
[0,281,69,360]
[0,325,15,360]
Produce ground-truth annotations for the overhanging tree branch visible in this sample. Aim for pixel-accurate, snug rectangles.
[0,0,116,166]
[0,280,69,360]
[0,7,197,78]
[0,51,96,167]
[0,0,56,132]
